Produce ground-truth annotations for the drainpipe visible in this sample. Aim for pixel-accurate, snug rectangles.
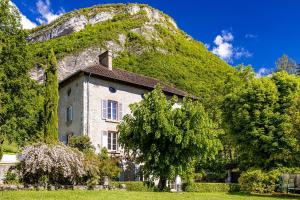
[86,72,92,136]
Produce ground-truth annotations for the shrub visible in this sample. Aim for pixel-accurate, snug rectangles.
[82,150,101,186]
[112,181,154,191]
[183,183,240,192]
[19,143,85,186]
[98,148,121,181]
[238,169,281,194]
[69,135,94,152]
[82,148,121,187]
[4,167,20,184]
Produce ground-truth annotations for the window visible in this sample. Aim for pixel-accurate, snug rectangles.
[67,88,72,96]
[66,106,73,122]
[108,100,118,120]
[108,131,118,151]
[109,87,116,93]
[102,99,122,121]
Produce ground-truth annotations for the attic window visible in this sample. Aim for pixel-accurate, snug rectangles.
[109,87,116,93]
[67,88,72,96]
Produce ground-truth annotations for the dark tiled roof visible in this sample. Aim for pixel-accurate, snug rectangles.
[81,65,188,97]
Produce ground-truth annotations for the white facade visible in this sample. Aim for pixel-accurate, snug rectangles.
[58,49,185,156]
[59,72,152,153]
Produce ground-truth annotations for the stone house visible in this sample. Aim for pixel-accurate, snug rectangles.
[58,51,188,181]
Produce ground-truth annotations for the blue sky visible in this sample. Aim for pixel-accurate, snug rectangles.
[12,0,300,74]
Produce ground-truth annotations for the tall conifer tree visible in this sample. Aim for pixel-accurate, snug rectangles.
[44,49,59,143]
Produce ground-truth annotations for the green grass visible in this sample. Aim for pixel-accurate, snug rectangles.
[0,190,299,200]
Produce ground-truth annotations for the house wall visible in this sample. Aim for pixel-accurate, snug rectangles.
[83,75,147,152]
[58,73,182,153]
[58,75,85,143]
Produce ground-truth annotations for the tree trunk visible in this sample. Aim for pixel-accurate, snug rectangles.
[158,176,167,191]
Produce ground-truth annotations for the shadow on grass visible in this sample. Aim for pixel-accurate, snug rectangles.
[228,192,300,199]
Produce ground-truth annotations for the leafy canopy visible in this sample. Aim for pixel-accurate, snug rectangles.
[223,72,300,169]
[118,86,221,190]
[0,0,43,147]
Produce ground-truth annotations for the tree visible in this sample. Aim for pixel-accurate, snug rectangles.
[118,86,221,190]
[69,135,95,153]
[223,73,300,170]
[276,54,298,74]
[0,0,44,146]
[44,49,59,143]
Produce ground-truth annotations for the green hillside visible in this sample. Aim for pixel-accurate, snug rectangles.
[28,3,239,105]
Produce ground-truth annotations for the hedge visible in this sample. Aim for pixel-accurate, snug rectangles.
[111,181,153,191]
[112,181,240,192]
[183,183,240,193]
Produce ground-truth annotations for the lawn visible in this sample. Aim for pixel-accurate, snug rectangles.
[0,190,299,200]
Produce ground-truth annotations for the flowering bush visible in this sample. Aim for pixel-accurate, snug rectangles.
[19,143,85,185]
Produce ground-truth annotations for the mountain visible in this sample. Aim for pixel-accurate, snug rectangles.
[28,3,239,104]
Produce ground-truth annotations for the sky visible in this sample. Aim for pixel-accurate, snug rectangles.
[11,0,300,75]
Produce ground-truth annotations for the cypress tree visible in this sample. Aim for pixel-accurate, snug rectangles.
[44,49,59,143]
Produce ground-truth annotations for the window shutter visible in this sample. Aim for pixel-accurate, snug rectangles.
[101,130,108,149]
[102,99,107,119]
[118,102,123,121]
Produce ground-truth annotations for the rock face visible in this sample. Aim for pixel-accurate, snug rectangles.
[29,4,179,81]
[28,4,177,43]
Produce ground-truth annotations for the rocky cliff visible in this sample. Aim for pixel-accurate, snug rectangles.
[28,3,238,103]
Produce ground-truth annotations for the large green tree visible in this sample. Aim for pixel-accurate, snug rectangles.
[0,0,43,146]
[44,49,59,143]
[118,86,221,190]
[223,72,300,169]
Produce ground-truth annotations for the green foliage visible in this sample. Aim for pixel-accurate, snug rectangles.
[69,135,95,152]
[118,86,221,190]
[223,72,300,170]
[238,169,281,194]
[0,0,44,147]
[4,167,20,185]
[82,148,120,186]
[2,139,18,154]
[0,0,21,34]
[112,181,154,191]
[28,4,238,112]
[44,49,59,144]
[82,150,102,186]
[183,182,240,193]
[98,148,121,180]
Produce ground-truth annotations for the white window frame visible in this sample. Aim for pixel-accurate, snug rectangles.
[107,100,118,121]
[107,131,118,151]
[102,99,123,122]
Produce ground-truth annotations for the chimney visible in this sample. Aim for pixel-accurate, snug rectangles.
[99,50,113,70]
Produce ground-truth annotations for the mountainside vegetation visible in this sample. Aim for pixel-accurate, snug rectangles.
[28,3,239,108]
